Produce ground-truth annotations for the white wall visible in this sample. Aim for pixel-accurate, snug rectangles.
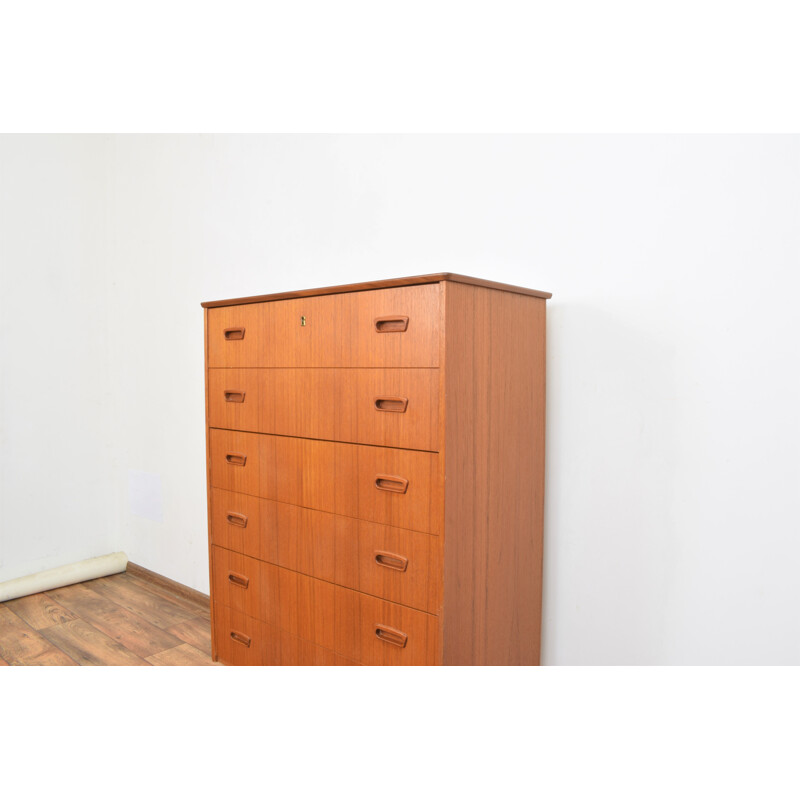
[3,135,799,664]
[0,135,116,582]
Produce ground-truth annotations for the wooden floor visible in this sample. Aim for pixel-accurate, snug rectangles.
[0,569,217,666]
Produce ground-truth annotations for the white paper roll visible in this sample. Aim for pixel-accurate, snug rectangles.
[0,552,129,603]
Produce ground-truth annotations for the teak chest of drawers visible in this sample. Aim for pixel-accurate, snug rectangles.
[201,274,551,665]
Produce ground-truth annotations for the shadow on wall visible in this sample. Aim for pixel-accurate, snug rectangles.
[540,302,679,665]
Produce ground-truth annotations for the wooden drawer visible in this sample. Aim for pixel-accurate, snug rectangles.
[210,546,266,621]
[211,488,441,613]
[208,368,439,451]
[209,430,442,534]
[213,602,265,666]
[212,551,437,666]
[213,603,356,666]
[207,284,439,368]
[334,586,438,666]
[212,546,337,651]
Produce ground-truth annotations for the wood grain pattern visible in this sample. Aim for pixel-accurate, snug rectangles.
[334,586,438,666]
[125,562,210,617]
[211,546,336,651]
[146,643,217,666]
[212,602,266,666]
[441,283,546,665]
[211,489,440,612]
[209,429,442,534]
[85,574,197,629]
[201,273,551,308]
[205,306,218,661]
[212,603,359,666]
[166,617,212,656]
[0,606,78,665]
[39,618,150,666]
[0,572,217,666]
[211,550,437,664]
[207,284,440,368]
[208,367,439,451]
[47,583,183,658]
[4,592,78,630]
[203,275,549,665]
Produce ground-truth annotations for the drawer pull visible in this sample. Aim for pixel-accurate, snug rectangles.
[374,316,409,333]
[374,551,409,572]
[374,396,409,413]
[226,511,248,528]
[228,572,250,589]
[375,625,408,648]
[375,475,409,494]
[223,327,245,340]
[229,630,251,647]
[224,390,246,403]
[225,452,247,467]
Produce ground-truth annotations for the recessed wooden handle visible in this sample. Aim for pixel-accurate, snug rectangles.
[225,452,247,467]
[229,630,251,647]
[374,551,409,572]
[226,511,248,528]
[374,316,409,333]
[228,572,250,589]
[224,390,246,403]
[374,396,409,413]
[375,625,408,648]
[224,327,245,340]
[375,475,409,494]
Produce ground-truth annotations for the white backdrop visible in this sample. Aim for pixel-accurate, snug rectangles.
[2,135,798,664]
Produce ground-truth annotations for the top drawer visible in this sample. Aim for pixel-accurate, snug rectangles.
[207,284,440,368]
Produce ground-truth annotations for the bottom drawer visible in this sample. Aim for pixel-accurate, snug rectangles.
[212,547,439,665]
[213,603,357,666]
[334,587,439,666]
[213,603,264,666]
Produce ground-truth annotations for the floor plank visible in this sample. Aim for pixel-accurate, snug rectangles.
[0,606,78,666]
[46,583,182,658]
[14,646,78,666]
[5,592,78,630]
[147,643,218,666]
[166,616,213,656]
[1,569,218,666]
[40,619,149,666]
[85,574,197,630]
[124,572,211,619]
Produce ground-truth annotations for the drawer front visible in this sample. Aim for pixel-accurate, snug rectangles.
[211,546,267,621]
[212,554,438,665]
[212,546,337,651]
[211,488,441,613]
[210,430,442,534]
[334,586,438,666]
[213,603,355,666]
[208,284,439,368]
[208,368,439,451]
[213,602,265,666]
[273,626,359,666]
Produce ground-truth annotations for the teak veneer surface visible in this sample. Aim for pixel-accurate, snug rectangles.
[211,488,440,613]
[209,429,442,535]
[207,284,440,368]
[203,274,549,665]
[441,283,546,665]
[208,367,439,451]
[201,273,552,308]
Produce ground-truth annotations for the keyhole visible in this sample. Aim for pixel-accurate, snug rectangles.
[300,316,306,326]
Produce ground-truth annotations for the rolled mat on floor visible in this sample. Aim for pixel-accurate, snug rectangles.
[0,552,128,603]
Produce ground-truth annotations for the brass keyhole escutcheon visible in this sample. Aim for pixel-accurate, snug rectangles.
[300,316,306,326]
